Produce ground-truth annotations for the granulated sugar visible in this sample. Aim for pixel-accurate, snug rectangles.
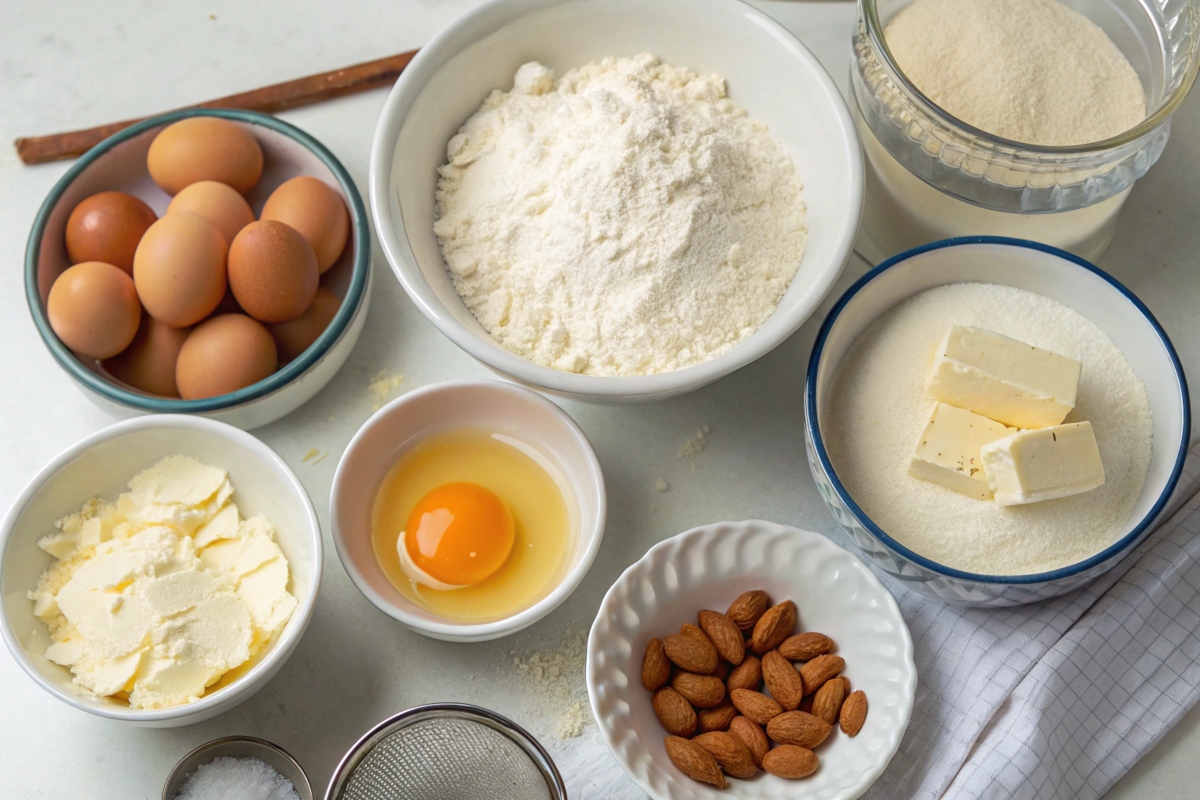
[885,0,1146,146]
[824,283,1152,575]
[434,54,806,376]
[175,756,300,800]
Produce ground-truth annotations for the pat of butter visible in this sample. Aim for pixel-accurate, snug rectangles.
[908,403,1018,500]
[928,326,1082,429]
[981,422,1105,506]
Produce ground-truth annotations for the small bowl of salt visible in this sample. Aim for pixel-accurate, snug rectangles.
[162,736,312,800]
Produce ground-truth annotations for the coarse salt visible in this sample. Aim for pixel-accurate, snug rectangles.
[175,756,300,800]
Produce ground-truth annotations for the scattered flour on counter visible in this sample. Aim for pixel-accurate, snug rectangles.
[511,630,591,738]
[434,54,807,376]
[885,0,1146,145]
[368,369,404,410]
[824,283,1152,575]
[679,425,710,459]
[176,756,300,800]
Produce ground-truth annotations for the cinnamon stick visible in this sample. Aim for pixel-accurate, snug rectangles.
[14,49,419,165]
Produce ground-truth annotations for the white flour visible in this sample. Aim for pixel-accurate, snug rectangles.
[434,54,807,376]
[885,0,1146,146]
[824,283,1152,576]
[511,630,591,739]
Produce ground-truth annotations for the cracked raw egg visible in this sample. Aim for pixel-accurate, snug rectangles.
[397,483,515,589]
[372,428,570,621]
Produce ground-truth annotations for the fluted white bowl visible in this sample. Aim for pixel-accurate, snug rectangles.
[587,520,915,800]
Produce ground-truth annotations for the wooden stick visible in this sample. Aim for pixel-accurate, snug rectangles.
[14,49,419,165]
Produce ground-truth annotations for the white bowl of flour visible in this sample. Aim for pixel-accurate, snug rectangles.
[804,237,1190,607]
[369,0,862,402]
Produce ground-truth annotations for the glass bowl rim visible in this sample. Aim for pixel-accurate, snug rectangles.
[860,0,1200,155]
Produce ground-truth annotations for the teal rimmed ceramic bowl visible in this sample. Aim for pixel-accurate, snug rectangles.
[26,108,371,430]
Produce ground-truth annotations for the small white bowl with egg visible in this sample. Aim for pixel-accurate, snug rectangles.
[805,237,1190,607]
[370,0,863,403]
[0,415,322,726]
[330,380,606,642]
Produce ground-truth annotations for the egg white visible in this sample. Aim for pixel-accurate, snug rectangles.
[397,529,467,591]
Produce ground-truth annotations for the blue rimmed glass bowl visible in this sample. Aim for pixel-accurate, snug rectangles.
[804,237,1190,607]
[26,108,371,430]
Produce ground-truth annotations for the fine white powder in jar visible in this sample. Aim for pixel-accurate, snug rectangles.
[824,283,1152,576]
[434,54,807,376]
[885,0,1146,146]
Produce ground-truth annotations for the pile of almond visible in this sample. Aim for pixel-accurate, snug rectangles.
[643,590,868,788]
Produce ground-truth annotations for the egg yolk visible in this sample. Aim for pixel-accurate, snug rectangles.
[403,482,515,586]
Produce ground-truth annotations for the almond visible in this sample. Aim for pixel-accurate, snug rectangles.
[799,654,844,695]
[712,660,730,682]
[728,716,770,768]
[652,687,697,737]
[799,694,814,714]
[664,627,718,674]
[729,688,783,725]
[641,637,671,691]
[726,655,762,693]
[693,731,758,779]
[671,672,726,709]
[811,673,846,725]
[698,609,746,666]
[779,632,835,662]
[839,675,851,695]
[767,710,832,749]
[763,745,819,779]
[761,650,804,710]
[726,589,770,632]
[750,600,797,655]
[840,690,868,736]
[697,701,738,733]
[664,736,726,788]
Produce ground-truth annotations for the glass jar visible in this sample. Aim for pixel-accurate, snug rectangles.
[852,0,1200,263]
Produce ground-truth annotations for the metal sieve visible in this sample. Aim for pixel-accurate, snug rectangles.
[325,703,568,800]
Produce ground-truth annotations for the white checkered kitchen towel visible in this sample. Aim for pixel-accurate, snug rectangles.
[850,443,1200,799]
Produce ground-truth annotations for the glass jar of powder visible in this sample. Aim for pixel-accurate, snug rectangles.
[852,0,1200,263]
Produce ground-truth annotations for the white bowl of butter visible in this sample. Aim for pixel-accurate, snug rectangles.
[0,415,321,726]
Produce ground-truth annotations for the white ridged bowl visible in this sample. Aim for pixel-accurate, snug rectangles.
[586,520,915,800]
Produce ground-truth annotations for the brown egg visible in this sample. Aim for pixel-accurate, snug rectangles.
[175,314,278,400]
[167,181,254,245]
[147,117,263,195]
[102,314,190,397]
[268,286,341,362]
[260,176,350,273]
[46,261,142,359]
[228,220,319,324]
[133,212,227,327]
[64,191,157,274]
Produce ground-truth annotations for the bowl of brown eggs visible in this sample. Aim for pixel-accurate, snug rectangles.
[25,108,371,430]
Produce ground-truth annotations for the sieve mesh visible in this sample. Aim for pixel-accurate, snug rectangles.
[337,716,554,800]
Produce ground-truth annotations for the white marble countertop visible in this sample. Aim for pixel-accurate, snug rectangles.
[1,1,1198,797]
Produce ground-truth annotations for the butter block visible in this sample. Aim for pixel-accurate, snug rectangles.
[908,403,1018,500]
[928,325,1082,429]
[980,422,1105,506]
